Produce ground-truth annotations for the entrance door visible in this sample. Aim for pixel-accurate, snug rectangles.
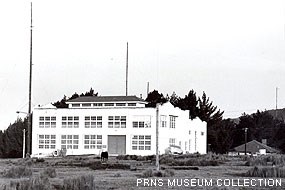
[108,135,126,155]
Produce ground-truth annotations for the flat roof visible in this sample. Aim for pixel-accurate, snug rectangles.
[66,96,146,103]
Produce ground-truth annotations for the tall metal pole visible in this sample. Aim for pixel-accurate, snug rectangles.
[27,2,33,156]
[126,42,128,96]
[147,82,149,97]
[155,103,160,171]
[244,128,248,155]
[275,87,278,118]
[23,129,26,158]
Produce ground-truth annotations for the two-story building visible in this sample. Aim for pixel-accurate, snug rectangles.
[31,96,207,156]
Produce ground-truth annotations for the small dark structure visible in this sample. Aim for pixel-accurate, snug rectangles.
[101,151,108,161]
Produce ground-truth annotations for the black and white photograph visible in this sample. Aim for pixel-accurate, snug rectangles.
[0,0,285,189]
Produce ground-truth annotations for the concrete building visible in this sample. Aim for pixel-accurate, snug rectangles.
[31,96,207,156]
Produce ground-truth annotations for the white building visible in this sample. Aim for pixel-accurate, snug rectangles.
[31,96,207,156]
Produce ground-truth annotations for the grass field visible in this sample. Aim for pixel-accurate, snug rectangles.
[0,154,284,190]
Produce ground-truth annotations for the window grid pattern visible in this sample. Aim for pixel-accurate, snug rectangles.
[169,116,177,128]
[132,116,151,128]
[39,116,56,128]
[108,116,126,128]
[84,135,102,149]
[131,135,151,150]
[169,138,176,146]
[62,116,79,128]
[38,134,56,149]
[85,116,102,128]
[61,135,79,149]
[160,115,167,128]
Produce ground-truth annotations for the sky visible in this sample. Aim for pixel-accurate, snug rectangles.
[0,0,285,130]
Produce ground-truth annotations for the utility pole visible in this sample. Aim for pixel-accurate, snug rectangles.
[27,2,33,156]
[147,82,149,97]
[244,128,248,155]
[275,87,278,118]
[126,42,128,96]
[155,103,160,171]
[23,129,26,158]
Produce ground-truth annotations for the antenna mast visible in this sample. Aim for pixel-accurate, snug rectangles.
[27,2,33,156]
[126,42,128,96]
[275,87,278,118]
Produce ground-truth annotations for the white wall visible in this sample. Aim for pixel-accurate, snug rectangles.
[32,102,207,156]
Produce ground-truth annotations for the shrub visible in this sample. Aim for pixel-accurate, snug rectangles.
[245,155,285,166]
[8,176,51,190]
[2,166,33,178]
[89,162,130,170]
[142,169,153,178]
[40,167,57,178]
[245,166,285,178]
[163,169,175,177]
[141,169,175,178]
[62,174,95,190]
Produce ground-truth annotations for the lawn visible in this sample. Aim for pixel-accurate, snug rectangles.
[0,154,284,189]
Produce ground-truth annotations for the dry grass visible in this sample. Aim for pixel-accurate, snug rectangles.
[245,166,285,178]
[0,155,285,190]
[159,154,220,166]
[2,166,33,178]
[245,154,285,166]
[62,174,95,190]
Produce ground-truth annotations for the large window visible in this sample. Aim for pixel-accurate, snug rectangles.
[39,116,56,128]
[160,115,167,128]
[108,116,126,128]
[132,115,151,128]
[169,138,176,146]
[62,116,79,128]
[61,135,79,149]
[131,135,151,150]
[85,116,102,128]
[38,134,56,149]
[169,115,177,128]
[84,135,102,149]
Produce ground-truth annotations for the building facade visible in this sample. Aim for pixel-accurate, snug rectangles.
[31,96,207,156]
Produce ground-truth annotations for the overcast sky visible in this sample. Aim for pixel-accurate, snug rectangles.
[0,0,285,130]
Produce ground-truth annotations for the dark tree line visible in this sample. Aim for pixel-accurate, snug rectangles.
[0,118,27,158]
[53,88,98,108]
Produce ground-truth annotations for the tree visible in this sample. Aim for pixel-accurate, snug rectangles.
[169,92,179,107]
[198,92,223,123]
[209,119,235,153]
[145,90,167,107]
[53,88,98,108]
[177,90,199,119]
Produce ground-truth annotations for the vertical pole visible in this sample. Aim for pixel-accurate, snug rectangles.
[27,2,33,156]
[275,87,278,118]
[126,42,128,96]
[244,128,248,155]
[23,129,26,158]
[147,82,149,97]
[155,103,160,171]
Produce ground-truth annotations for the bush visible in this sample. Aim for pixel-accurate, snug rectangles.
[159,154,219,166]
[62,174,95,190]
[141,169,175,178]
[142,169,153,178]
[2,166,33,178]
[40,167,57,178]
[89,162,130,170]
[245,166,285,178]
[8,176,51,190]
[245,155,285,166]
